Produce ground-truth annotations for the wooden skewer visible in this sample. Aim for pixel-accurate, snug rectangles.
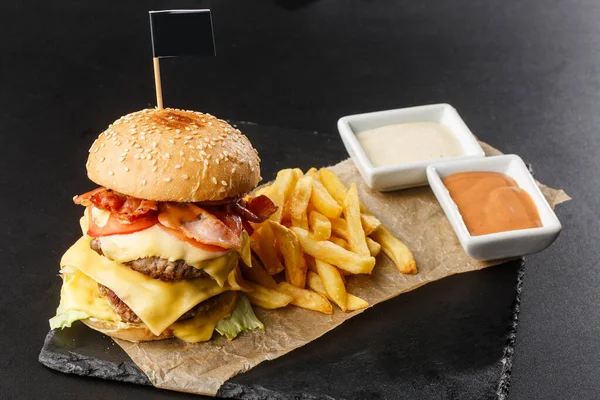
[153,57,164,109]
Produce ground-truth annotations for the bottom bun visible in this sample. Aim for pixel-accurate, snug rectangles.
[82,319,173,342]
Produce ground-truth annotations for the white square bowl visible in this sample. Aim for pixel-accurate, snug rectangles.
[427,155,562,261]
[337,104,485,191]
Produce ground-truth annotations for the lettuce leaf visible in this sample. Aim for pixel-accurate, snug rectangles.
[216,294,264,340]
[49,309,91,330]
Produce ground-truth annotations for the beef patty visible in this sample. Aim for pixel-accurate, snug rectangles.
[97,284,221,323]
[90,238,210,281]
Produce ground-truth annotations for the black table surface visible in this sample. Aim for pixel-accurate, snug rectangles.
[1,1,598,399]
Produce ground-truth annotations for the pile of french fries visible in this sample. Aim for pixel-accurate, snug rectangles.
[241,167,417,315]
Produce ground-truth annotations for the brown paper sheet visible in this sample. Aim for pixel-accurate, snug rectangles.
[115,142,570,396]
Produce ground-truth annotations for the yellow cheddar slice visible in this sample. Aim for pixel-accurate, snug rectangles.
[57,269,121,323]
[61,237,230,335]
[171,291,239,343]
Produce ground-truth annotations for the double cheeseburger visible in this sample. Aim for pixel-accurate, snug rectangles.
[50,108,277,342]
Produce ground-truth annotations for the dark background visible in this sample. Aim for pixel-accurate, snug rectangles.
[2,0,599,399]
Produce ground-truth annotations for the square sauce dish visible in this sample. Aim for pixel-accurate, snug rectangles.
[337,103,485,191]
[427,155,562,261]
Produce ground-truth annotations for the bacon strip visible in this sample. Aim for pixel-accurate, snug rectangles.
[74,188,158,221]
[158,203,242,249]
[247,195,278,220]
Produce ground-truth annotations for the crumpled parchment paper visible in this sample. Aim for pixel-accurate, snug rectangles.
[115,142,570,396]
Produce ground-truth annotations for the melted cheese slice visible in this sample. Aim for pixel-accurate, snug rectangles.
[61,237,230,335]
[170,291,238,343]
[58,269,121,323]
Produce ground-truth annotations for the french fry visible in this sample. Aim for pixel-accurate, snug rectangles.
[361,213,381,236]
[268,169,298,222]
[330,218,348,240]
[319,168,382,232]
[315,260,347,311]
[283,169,303,222]
[269,221,307,288]
[308,210,331,241]
[319,168,348,205]
[289,175,313,221]
[253,185,270,198]
[343,184,370,256]
[307,271,368,311]
[277,282,333,314]
[240,254,278,289]
[346,294,369,311]
[305,167,318,178]
[370,226,417,274]
[311,180,343,219]
[291,215,308,230]
[246,282,294,310]
[306,271,325,295]
[291,227,376,274]
[329,235,348,249]
[366,237,382,257]
[258,223,285,275]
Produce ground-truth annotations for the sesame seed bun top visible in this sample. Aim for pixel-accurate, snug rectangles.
[86,108,262,202]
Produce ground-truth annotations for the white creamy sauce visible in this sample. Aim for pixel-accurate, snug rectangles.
[356,122,464,167]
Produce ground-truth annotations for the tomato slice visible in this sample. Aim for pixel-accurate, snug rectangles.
[86,208,158,237]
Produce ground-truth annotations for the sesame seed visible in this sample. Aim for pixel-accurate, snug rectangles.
[119,157,125,162]
[204,160,209,165]
[151,159,157,166]
[120,152,127,157]
[100,143,105,148]
[152,166,157,172]
[212,177,217,184]
[200,150,207,156]
[145,148,151,153]
[164,177,172,182]
[124,167,129,172]
[93,147,99,153]
[185,135,192,140]
[99,157,105,162]
[215,158,220,164]
[165,153,171,159]
[221,180,228,186]
[134,154,141,159]
[179,151,184,156]
[141,179,146,185]
[182,174,189,180]
[175,164,182,169]
[175,129,181,133]
[108,170,114,176]
[169,139,174,144]
[185,126,191,131]
[208,121,213,126]
[152,142,157,148]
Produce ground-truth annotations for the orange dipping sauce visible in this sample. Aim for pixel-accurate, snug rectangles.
[442,171,542,236]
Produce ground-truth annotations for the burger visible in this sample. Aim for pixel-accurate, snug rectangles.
[50,108,277,342]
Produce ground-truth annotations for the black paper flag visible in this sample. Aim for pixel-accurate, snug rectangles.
[149,9,216,58]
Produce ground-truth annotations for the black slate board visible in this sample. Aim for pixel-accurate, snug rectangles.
[40,260,524,399]
[39,122,524,399]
